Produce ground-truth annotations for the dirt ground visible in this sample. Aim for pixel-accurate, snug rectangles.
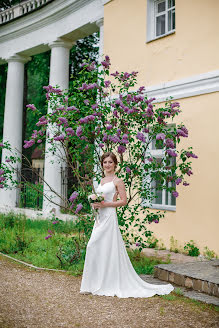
[0,255,218,328]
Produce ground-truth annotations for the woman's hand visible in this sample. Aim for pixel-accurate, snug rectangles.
[92,201,106,209]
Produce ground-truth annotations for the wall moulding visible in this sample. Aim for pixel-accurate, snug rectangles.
[145,70,219,103]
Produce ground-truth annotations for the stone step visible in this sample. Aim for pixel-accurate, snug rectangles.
[154,259,219,298]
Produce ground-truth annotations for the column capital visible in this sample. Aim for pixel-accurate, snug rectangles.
[7,54,31,64]
[96,18,104,28]
[48,38,75,50]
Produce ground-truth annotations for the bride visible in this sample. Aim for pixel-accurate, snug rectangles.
[80,151,174,298]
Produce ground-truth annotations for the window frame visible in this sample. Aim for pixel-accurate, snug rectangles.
[147,0,175,43]
[142,124,176,212]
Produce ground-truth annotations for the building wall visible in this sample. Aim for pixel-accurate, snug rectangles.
[104,0,219,254]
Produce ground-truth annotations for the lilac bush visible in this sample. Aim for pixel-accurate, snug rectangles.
[0,56,198,250]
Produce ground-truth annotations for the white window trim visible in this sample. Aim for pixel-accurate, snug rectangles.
[147,0,175,43]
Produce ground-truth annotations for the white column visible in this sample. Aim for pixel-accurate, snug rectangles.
[96,18,104,64]
[0,54,31,208]
[93,18,104,190]
[43,38,73,216]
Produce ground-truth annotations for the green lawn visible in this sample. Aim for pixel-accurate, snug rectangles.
[0,212,170,276]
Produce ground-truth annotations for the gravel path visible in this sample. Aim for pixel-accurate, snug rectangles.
[0,255,218,328]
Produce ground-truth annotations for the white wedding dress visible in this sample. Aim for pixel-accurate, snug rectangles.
[80,179,174,298]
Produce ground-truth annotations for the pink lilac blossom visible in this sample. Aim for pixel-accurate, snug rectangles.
[26,104,36,111]
[177,126,188,138]
[76,126,83,137]
[24,139,35,149]
[75,203,83,214]
[176,178,182,185]
[126,167,131,173]
[186,152,198,158]
[54,135,65,141]
[104,80,111,88]
[69,191,79,202]
[136,132,146,143]
[165,138,175,148]
[118,145,126,154]
[172,191,179,198]
[166,149,178,157]
[84,99,90,105]
[91,103,98,110]
[111,71,119,77]
[156,133,166,140]
[66,127,74,136]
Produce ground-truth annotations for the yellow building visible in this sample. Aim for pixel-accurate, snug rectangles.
[104,0,219,255]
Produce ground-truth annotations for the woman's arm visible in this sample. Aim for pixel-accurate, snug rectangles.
[93,179,127,208]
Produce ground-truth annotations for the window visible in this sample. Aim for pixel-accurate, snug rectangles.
[147,0,175,42]
[143,124,176,211]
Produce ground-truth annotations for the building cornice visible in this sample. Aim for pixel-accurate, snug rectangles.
[0,0,102,43]
[146,70,219,103]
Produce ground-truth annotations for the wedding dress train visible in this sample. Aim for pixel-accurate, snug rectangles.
[80,179,174,298]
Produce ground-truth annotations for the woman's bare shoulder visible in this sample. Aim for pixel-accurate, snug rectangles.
[114,177,125,186]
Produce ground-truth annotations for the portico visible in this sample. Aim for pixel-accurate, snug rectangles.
[0,0,106,214]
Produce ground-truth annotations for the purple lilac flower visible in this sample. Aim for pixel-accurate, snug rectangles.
[101,55,111,69]
[99,143,104,148]
[146,106,154,117]
[172,191,179,198]
[58,117,68,125]
[91,103,98,110]
[45,235,52,240]
[171,102,180,109]
[165,138,175,149]
[0,169,5,175]
[136,242,141,247]
[113,110,118,118]
[186,152,198,159]
[166,149,178,157]
[0,184,3,189]
[37,139,42,144]
[156,133,166,140]
[66,127,74,136]
[5,159,11,163]
[76,126,83,137]
[26,104,36,111]
[176,178,182,185]
[69,191,79,202]
[136,132,146,143]
[126,167,131,173]
[148,157,153,162]
[106,124,113,130]
[118,145,126,154]
[0,143,4,147]
[75,203,83,214]
[109,135,120,143]
[143,128,149,133]
[84,99,90,105]
[186,169,193,176]
[66,106,79,112]
[54,134,65,141]
[48,229,53,234]
[177,126,188,138]
[0,177,6,182]
[102,133,108,142]
[23,139,35,149]
[104,80,111,88]
[154,219,159,223]
[183,182,190,186]
[52,221,59,224]
[138,86,145,93]
[111,71,119,77]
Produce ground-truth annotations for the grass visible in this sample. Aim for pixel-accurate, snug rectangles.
[0,212,170,276]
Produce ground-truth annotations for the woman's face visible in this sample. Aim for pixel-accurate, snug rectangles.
[102,156,116,173]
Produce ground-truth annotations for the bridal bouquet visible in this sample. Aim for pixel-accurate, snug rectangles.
[88,192,105,203]
[88,192,105,224]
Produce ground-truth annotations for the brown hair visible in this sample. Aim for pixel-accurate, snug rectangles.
[101,152,118,169]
